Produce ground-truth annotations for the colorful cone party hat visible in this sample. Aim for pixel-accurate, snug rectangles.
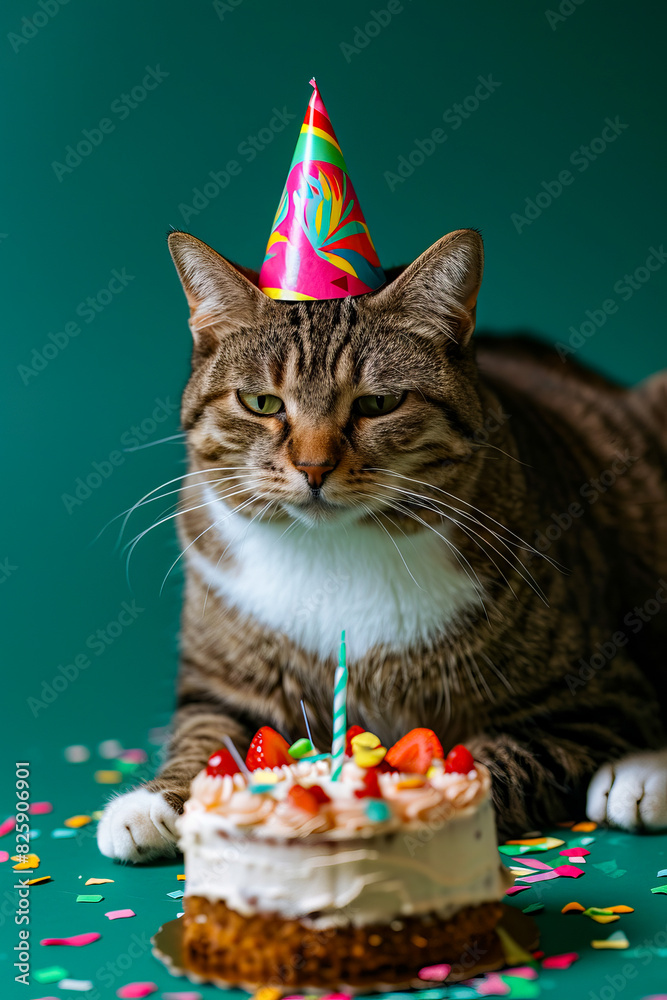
[258,79,385,301]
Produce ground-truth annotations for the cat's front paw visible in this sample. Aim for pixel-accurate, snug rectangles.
[97,787,183,862]
[587,751,667,831]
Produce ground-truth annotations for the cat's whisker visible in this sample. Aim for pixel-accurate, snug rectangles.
[362,507,425,592]
[201,498,277,617]
[122,432,187,453]
[479,650,514,693]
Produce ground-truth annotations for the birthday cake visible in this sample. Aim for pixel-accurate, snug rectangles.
[177,726,508,989]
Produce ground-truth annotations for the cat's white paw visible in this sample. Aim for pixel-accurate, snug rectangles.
[97,787,181,862]
[587,751,667,831]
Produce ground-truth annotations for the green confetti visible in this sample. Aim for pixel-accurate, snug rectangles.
[76,894,103,902]
[113,757,140,773]
[651,884,667,894]
[33,966,69,983]
[593,859,627,878]
[499,844,534,856]
[501,976,541,998]
[522,902,544,913]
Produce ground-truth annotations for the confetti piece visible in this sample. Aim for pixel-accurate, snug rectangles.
[30,802,53,815]
[658,869,667,878]
[40,932,101,947]
[0,850,8,862]
[0,816,16,837]
[59,980,94,991]
[177,874,186,880]
[562,901,585,914]
[652,885,667,894]
[516,870,560,884]
[475,974,510,995]
[12,853,40,869]
[594,860,627,878]
[505,885,530,896]
[522,903,544,914]
[252,989,283,1000]
[27,876,52,885]
[95,769,123,784]
[119,748,148,763]
[105,909,136,920]
[51,828,77,839]
[499,844,534,856]
[65,745,90,763]
[64,815,92,828]
[591,930,630,949]
[33,966,69,984]
[511,856,553,871]
[76,894,103,902]
[162,994,204,1000]
[583,908,619,924]
[605,904,634,913]
[496,926,535,966]
[542,952,579,970]
[503,966,538,979]
[167,889,184,899]
[85,878,114,886]
[560,847,591,857]
[99,738,124,758]
[505,836,564,850]
[29,828,41,839]
[571,821,597,832]
[553,864,585,878]
[418,964,451,981]
[116,984,158,999]
[510,866,537,877]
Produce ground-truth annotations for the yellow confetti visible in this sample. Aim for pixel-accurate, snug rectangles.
[510,867,538,877]
[591,934,629,950]
[496,925,535,966]
[91,810,104,820]
[11,854,39,869]
[85,878,114,886]
[26,876,51,886]
[94,770,122,784]
[562,901,586,914]
[396,777,426,790]
[253,988,282,1000]
[177,874,186,881]
[505,836,565,850]
[64,815,92,828]
[587,912,619,924]
[571,821,597,832]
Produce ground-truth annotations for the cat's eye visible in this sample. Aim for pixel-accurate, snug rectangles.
[238,392,284,416]
[353,392,405,417]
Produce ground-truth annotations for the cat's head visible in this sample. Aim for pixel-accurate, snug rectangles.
[168,229,485,528]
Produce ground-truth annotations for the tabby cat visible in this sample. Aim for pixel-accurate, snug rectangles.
[97,229,667,861]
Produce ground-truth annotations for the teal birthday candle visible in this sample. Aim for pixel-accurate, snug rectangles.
[331,630,348,781]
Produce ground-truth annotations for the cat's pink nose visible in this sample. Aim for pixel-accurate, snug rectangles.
[294,463,337,489]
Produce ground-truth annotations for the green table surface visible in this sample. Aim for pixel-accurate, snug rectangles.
[4,729,667,1000]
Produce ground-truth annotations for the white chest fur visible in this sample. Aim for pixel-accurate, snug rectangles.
[188,489,483,662]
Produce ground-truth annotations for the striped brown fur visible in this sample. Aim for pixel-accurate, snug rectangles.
[139,229,667,841]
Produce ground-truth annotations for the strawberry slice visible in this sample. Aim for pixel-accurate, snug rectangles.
[354,768,382,799]
[206,748,241,777]
[385,728,444,774]
[245,727,292,770]
[345,725,365,756]
[444,744,475,774]
[287,784,320,815]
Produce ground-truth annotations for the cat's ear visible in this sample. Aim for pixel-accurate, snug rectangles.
[369,229,484,345]
[167,232,269,350]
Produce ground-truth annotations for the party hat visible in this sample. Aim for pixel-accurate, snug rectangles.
[258,79,385,301]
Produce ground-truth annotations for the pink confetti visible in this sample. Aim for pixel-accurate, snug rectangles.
[503,966,538,979]
[119,749,148,763]
[0,850,9,862]
[516,869,561,884]
[29,802,53,815]
[116,985,158,999]
[0,817,16,837]
[40,932,101,947]
[418,964,451,981]
[505,884,530,896]
[553,864,585,878]
[105,909,136,920]
[542,951,579,970]
[162,994,204,1000]
[476,974,510,995]
[560,847,591,857]
[511,856,553,871]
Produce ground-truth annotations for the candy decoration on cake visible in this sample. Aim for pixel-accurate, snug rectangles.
[258,78,385,301]
[331,629,348,780]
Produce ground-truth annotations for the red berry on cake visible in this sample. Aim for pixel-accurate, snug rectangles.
[307,783,331,805]
[287,784,321,815]
[385,728,445,774]
[444,744,475,774]
[345,725,365,755]
[206,748,241,777]
[354,768,382,799]
[245,726,292,770]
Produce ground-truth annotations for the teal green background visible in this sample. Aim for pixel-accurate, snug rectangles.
[1,0,666,996]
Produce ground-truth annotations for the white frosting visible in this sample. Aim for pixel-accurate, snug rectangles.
[178,756,506,928]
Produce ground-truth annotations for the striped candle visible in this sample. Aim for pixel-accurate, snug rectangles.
[331,629,348,781]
